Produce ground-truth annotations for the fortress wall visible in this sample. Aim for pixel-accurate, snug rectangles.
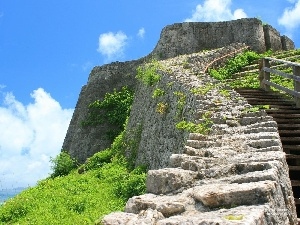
[62,18,294,164]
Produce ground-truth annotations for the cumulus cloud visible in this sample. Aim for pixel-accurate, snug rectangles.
[137,27,145,39]
[97,31,128,62]
[278,0,300,31]
[0,88,73,189]
[185,0,247,22]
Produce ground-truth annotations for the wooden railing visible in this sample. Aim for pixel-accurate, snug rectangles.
[259,57,300,107]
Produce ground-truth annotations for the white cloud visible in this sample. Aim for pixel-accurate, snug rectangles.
[137,27,145,39]
[0,88,73,189]
[97,31,128,62]
[278,0,300,30]
[185,0,247,22]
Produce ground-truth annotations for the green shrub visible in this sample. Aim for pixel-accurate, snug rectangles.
[176,120,212,135]
[50,151,78,178]
[113,166,147,201]
[82,86,134,141]
[83,149,114,172]
[209,50,262,80]
[152,88,165,98]
[0,197,31,223]
[136,59,162,86]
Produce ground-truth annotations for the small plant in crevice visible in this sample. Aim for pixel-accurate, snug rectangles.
[156,102,169,115]
[136,59,163,86]
[219,89,231,98]
[191,84,216,96]
[176,112,213,135]
[174,91,186,119]
[224,214,244,220]
[152,88,165,98]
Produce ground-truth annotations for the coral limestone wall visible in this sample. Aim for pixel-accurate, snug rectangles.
[102,44,298,225]
[62,18,294,164]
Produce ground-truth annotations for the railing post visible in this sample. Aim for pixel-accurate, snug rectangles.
[259,59,264,89]
[293,65,300,107]
[259,58,271,91]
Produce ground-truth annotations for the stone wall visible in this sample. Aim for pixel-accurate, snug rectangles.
[150,18,294,60]
[281,35,295,51]
[126,43,247,170]
[62,59,142,163]
[102,44,298,225]
[62,18,295,164]
[263,24,283,52]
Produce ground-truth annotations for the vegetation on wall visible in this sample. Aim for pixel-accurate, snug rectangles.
[208,50,264,80]
[82,86,134,141]
[136,59,163,86]
[176,111,213,135]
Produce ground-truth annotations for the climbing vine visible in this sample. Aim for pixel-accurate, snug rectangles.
[82,86,134,141]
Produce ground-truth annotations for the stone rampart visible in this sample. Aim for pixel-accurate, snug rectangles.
[62,18,294,164]
[150,18,294,60]
[62,59,142,163]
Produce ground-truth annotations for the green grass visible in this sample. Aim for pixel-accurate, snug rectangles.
[210,49,300,98]
[0,129,146,225]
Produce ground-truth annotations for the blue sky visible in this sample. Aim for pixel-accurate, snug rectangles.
[0,0,300,189]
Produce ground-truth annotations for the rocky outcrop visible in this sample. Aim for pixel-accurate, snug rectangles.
[101,44,298,224]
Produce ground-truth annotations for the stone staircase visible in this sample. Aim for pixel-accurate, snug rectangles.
[102,45,298,224]
[235,88,300,220]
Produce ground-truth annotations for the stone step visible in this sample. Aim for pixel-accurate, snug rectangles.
[193,181,276,208]
[279,130,300,137]
[289,166,300,171]
[270,114,300,119]
[146,168,198,194]
[155,205,268,225]
[275,118,300,124]
[281,137,300,145]
[291,180,300,187]
[247,139,281,149]
[266,109,300,114]
[283,145,300,153]
[186,140,214,149]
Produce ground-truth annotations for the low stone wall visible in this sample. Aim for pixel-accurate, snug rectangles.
[102,44,297,224]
